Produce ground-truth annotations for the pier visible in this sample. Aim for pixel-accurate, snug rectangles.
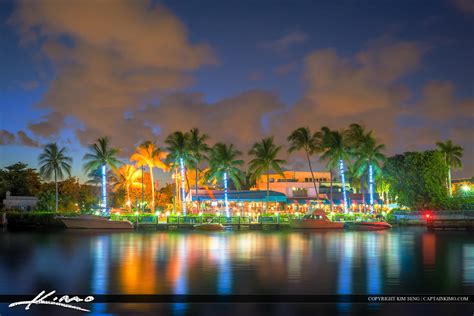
[427,219,474,231]
[128,215,289,230]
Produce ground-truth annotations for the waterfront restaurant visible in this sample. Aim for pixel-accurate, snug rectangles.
[191,190,288,215]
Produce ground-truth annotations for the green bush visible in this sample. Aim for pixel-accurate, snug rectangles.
[384,151,449,210]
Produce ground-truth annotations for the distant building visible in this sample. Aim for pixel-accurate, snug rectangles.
[3,191,38,211]
[254,170,349,201]
[452,177,473,194]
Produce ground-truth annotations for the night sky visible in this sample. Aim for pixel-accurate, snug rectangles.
[0,0,473,183]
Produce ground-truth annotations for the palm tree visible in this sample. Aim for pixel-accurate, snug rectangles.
[248,137,286,213]
[83,137,120,215]
[111,164,142,211]
[206,143,244,217]
[346,163,361,194]
[346,124,385,213]
[187,128,210,211]
[318,127,351,213]
[38,143,73,212]
[165,131,191,215]
[436,140,463,196]
[130,141,168,211]
[288,127,321,200]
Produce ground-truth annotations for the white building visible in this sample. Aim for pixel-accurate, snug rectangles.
[3,191,38,211]
[255,170,348,200]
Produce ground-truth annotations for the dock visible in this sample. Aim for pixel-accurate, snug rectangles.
[131,216,289,230]
[427,219,474,231]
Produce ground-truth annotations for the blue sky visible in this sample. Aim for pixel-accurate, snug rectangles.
[0,0,473,183]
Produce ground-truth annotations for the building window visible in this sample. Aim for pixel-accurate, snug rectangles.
[292,188,308,198]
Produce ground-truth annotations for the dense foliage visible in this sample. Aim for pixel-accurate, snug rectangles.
[383,150,449,210]
[0,163,42,204]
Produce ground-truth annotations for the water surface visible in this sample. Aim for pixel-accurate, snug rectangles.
[0,227,473,315]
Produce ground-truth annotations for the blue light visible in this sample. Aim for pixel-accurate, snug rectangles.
[369,164,374,213]
[224,172,229,218]
[101,164,107,215]
[180,158,187,216]
[339,159,348,214]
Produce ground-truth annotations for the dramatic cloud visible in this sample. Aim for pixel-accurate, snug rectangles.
[137,90,285,149]
[270,40,424,145]
[453,0,474,14]
[11,0,215,145]
[269,39,473,174]
[409,80,473,121]
[259,31,308,53]
[28,112,65,137]
[0,130,15,145]
[0,130,40,147]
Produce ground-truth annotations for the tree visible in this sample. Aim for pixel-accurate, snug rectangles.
[346,124,385,213]
[130,141,168,211]
[0,163,42,204]
[436,140,463,197]
[187,128,210,210]
[318,127,351,213]
[38,143,73,212]
[383,150,448,209]
[165,131,191,215]
[206,143,244,217]
[111,164,142,211]
[248,137,286,212]
[83,137,120,215]
[287,127,321,199]
[346,164,361,194]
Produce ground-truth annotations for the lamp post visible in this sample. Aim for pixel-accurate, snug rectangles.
[339,159,349,214]
[224,172,229,218]
[180,158,187,216]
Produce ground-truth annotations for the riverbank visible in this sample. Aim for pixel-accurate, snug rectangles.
[3,210,474,229]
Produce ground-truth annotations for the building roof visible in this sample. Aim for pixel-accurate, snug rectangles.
[192,190,288,202]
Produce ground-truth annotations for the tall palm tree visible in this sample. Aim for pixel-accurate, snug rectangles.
[111,164,142,211]
[130,141,168,211]
[288,127,321,200]
[346,163,361,194]
[38,143,73,212]
[436,140,463,196]
[346,124,385,213]
[83,137,120,215]
[206,143,244,217]
[188,128,210,211]
[165,131,191,215]
[248,137,286,213]
[318,127,351,213]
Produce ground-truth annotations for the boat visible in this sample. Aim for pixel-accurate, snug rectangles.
[344,221,392,231]
[194,217,225,231]
[194,223,225,231]
[290,209,344,229]
[57,215,134,230]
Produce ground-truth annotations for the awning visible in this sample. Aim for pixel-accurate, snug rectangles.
[192,190,287,203]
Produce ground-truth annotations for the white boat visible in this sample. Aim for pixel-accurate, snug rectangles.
[290,209,344,229]
[57,215,134,230]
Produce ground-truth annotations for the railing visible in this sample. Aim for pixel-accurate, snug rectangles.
[109,212,382,226]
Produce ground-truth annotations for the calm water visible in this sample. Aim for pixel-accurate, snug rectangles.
[0,227,473,315]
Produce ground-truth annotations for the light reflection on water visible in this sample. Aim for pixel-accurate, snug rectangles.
[0,228,473,315]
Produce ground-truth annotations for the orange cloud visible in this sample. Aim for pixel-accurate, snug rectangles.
[11,0,216,145]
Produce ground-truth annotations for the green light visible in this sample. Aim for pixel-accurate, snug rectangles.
[462,185,470,192]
